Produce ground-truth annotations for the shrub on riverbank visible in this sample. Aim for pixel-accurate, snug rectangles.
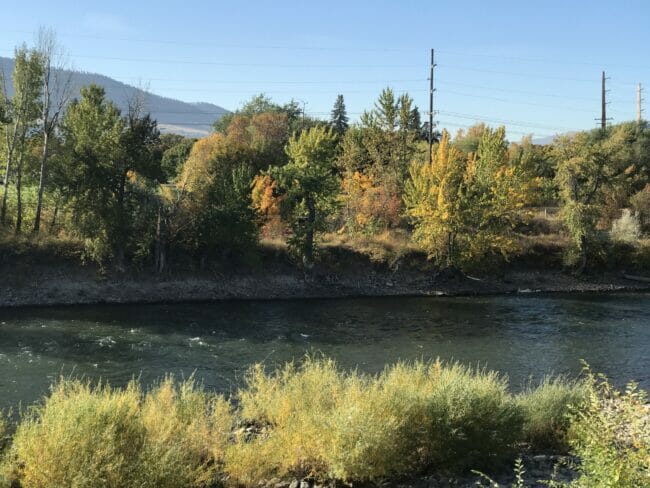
[0,377,232,488]
[226,358,523,483]
[569,370,650,487]
[0,359,632,488]
[517,377,590,451]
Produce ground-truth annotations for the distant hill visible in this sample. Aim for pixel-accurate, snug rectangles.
[0,57,228,137]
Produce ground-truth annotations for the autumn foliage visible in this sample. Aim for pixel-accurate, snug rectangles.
[404,128,527,268]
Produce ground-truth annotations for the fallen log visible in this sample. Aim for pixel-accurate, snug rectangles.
[623,274,650,283]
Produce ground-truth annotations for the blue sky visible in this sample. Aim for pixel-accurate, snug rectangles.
[2,0,649,139]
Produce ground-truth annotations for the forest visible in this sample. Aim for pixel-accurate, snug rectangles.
[1,38,650,278]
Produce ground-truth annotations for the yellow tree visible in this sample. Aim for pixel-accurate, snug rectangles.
[404,130,467,265]
[404,128,526,268]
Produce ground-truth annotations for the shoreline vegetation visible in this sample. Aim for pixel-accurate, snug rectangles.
[0,357,647,488]
[1,36,650,308]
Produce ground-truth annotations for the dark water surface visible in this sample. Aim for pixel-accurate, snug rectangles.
[0,292,648,409]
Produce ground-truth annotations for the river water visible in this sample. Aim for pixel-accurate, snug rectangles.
[0,292,648,409]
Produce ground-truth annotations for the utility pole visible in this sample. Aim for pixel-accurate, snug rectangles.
[427,48,436,163]
[637,83,644,122]
[601,71,607,129]
[596,71,611,129]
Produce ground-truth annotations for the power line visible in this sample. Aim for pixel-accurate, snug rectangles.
[0,49,420,68]
[438,110,579,132]
[440,89,595,113]
[5,29,650,72]
[115,77,428,85]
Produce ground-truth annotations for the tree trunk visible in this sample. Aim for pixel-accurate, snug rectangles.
[303,193,316,271]
[15,157,23,234]
[114,171,127,269]
[49,198,59,233]
[154,205,167,274]
[1,158,10,226]
[33,129,49,233]
[1,122,20,225]
[577,235,588,275]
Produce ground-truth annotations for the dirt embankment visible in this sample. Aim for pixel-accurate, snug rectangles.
[1,258,649,308]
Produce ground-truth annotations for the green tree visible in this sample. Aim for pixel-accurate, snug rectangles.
[554,132,614,271]
[62,85,160,266]
[1,45,44,231]
[270,126,339,268]
[354,88,420,191]
[330,94,349,136]
[160,135,195,182]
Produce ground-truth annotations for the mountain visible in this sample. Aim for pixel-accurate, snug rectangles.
[0,57,228,137]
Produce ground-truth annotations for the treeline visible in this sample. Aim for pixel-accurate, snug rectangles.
[2,36,649,273]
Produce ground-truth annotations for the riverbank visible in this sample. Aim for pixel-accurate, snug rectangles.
[1,260,649,308]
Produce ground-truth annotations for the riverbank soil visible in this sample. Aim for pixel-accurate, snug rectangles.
[1,240,649,307]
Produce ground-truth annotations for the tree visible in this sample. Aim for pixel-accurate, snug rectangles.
[62,84,123,261]
[33,27,72,234]
[356,88,420,190]
[553,128,636,271]
[1,45,44,231]
[213,93,320,137]
[62,84,160,266]
[404,128,526,268]
[175,132,258,264]
[269,126,339,268]
[159,135,195,182]
[330,94,348,136]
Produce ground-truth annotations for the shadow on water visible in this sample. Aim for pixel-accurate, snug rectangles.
[0,292,648,409]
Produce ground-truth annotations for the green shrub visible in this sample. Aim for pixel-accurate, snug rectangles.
[568,369,650,488]
[1,377,232,488]
[226,357,523,484]
[517,377,589,451]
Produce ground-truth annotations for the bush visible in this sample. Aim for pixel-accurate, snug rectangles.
[631,184,650,232]
[516,377,589,451]
[610,209,641,243]
[3,360,640,487]
[226,357,523,483]
[1,377,232,488]
[568,369,650,488]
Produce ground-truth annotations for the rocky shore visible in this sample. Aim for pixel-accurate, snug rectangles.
[1,261,649,308]
[255,454,577,488]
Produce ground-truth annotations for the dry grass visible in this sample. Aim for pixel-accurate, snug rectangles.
[321,229,422,265]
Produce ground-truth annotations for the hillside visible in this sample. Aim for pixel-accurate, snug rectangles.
[0,56,228,137]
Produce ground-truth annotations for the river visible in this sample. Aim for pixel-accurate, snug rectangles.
[0,292,648,409]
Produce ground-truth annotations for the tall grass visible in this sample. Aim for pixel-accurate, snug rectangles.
[0,358,597,487]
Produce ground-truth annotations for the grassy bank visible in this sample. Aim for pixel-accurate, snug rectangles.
[1,358,644,487]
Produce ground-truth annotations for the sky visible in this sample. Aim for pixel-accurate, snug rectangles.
[1,0,649,140]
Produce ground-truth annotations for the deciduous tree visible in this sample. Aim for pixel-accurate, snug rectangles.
[270,126,339,268]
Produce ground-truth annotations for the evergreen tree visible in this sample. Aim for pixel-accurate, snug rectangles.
[330,94,349,136]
